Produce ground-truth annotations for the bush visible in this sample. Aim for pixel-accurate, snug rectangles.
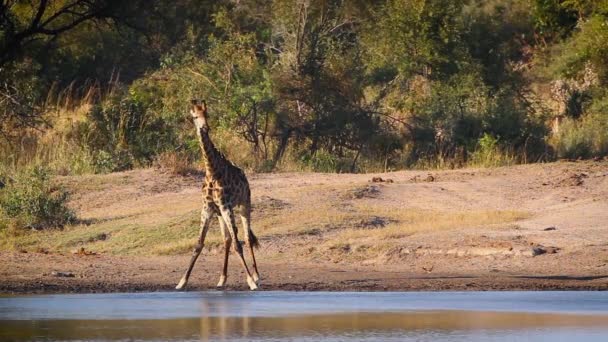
[0,167,76,230]
[299,149,353,173]
[552,114,608,159]
[72,86,178,172]
[469,134,516,167]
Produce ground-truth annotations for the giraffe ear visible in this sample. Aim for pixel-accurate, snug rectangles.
[201,100,207,113]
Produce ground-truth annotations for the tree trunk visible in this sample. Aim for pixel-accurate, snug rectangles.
[272,128,292,167]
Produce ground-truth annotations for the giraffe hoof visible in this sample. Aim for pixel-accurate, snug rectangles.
[216,276,227,288]
[252,272,260,284]
[175,278,188,290]
[247,276,258,290]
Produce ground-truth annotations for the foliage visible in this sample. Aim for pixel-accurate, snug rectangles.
[0,166,75,231]
[469,133,516,167]
[532,0,578,41]
[551,113,608,159]
[553,5,608,83]
[71,86,178,172]
[0,60,45,138]
[2,0,608,176]
[365,0,469,79]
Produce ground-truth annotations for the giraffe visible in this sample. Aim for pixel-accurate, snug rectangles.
[176,99,260,291]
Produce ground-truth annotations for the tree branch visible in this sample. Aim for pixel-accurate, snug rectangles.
[30,0,48,31]
[1,0,121,67]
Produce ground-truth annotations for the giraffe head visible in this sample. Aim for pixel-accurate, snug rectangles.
[190,99,209,130]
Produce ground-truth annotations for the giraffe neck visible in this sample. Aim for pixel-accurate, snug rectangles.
[196,127,225,178]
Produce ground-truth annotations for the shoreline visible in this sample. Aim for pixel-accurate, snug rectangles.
[3,278,607,295]
[2,253,607,295]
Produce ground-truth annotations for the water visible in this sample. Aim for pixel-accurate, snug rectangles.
[1,291,607,341]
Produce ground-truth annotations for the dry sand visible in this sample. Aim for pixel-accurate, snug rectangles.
[1,160,607,293]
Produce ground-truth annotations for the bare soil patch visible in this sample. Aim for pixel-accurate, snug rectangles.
[1,160,608,293]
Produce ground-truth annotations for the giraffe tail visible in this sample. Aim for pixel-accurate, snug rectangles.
[248,230,260,249]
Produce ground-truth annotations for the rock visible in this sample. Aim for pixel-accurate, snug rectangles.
[51,271,75,278]
[371,177,393,183]
[530,246,559,256]
[557,173,588,187]
[544,246,560,254]
[72,247,97,256]
[543,226,557,231]
[356,216,392,229]
[532,247,547,256]
[349,185,380,199]
[87,233,108,242]
[253,196,290,213]
[424,174,435,182]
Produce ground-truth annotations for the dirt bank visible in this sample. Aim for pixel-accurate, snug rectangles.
[1,251,608,293]
[1,160,608,293]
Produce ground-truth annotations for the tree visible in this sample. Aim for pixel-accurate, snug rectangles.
[1,0,131,66]
[270,0,381,168]
[532,0,578,43]
[0,0,141,138]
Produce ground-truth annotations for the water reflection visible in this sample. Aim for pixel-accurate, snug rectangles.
[2,311,608,341]
[2,291,608,341]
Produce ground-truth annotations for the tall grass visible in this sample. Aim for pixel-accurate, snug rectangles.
[1,78,178,176]
[468,134,518,168]
[551,114,608,159]
[4,78,605,178]
[0,80,121,175]
[0,131,98,175]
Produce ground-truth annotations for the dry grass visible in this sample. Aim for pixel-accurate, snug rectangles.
[256,203,357,237]
[0,167,533,263]
[1,199,527,259]
[0,213,216,256]
[335,205,530,241]
[257,203,528,260]
[0,102,96,175]
[153,151,199,176]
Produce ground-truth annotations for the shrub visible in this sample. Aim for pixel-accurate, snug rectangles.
[0,167,76,230]
[551,114,608,159]
[72,86,178,172]
[91,149,135,174]
[469,133,516,167]
[300,150,342,173]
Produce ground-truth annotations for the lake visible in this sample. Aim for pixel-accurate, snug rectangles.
[1,291,607,341]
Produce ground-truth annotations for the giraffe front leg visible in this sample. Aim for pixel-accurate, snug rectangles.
[176,205,213,290]
[217,216,231,288]
[219,206,258,290]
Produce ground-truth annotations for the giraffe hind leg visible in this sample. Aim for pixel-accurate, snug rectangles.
[220,206,257,290]
[240,212,260,284]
